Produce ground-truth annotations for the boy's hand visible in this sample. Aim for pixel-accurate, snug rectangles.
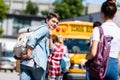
[13,55,22,60]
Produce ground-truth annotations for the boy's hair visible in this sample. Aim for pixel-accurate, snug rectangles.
[101,1,117,19]
[46,12,60,21]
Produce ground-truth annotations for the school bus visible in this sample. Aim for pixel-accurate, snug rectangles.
[52,21,93,80]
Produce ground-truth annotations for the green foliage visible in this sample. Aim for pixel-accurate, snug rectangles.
[0,0,8,21]
[41,10,49,16]
[0,27,3,35]
[53,0,85,19]
[24,0,39,15]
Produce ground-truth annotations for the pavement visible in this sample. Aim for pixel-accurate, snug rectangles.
[0,70,19,80]
[0,70,120,80]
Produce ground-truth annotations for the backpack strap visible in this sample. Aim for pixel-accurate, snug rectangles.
[98,26,105,42]
[98,27,113,42]
[98,27,103,38]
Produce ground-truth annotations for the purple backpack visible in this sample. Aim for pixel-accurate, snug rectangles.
[85,27,113,79]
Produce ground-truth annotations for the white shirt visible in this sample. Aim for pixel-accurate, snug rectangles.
[91,22,120,58]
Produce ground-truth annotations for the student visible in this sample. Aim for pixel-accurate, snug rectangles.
[20,13,60,80]
[86,1,120,80]
[48,34,68,80]
[108,0,120,76]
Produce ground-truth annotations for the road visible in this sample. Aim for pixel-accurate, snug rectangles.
[0,70,120,80]
[0,70,19,80]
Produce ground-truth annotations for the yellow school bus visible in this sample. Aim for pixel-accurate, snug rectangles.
[52,21,93,80]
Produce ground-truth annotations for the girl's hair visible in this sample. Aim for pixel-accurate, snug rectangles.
[101,1,117,19]
[107,0,116,3]
[53,34,64,44]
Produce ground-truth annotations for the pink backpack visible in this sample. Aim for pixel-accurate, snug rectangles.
[85,27,113,79]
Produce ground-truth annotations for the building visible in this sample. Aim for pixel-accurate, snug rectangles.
[2,14,45,36]
[85,3,101,15]
[62,9,120,28]
[2,0,53,36]
[3,0,53,15]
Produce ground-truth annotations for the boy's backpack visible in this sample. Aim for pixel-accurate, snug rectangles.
[60,46,70,73]
[13,26,43,59]
[85,26,113,79]
[13,32,31,59]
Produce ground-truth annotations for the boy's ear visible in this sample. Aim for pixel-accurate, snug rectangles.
[46,18,49,23]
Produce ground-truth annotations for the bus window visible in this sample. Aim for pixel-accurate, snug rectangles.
[64,39,89,53]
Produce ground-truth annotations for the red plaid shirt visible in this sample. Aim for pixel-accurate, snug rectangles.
[48,43,68,78]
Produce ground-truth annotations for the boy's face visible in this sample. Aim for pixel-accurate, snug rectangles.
[46,17,59,30]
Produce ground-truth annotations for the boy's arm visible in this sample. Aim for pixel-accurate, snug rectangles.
[21,46,33,59]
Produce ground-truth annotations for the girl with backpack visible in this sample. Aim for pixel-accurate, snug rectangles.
[86,1,120,80]
[48,34,69,80]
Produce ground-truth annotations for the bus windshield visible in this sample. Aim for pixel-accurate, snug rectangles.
[64,39,90,53]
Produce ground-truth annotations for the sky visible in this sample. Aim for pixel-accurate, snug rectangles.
[32,0,120,5]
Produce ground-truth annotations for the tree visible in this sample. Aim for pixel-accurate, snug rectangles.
[53,0,85,19]
[41,10,49,16]
[0,0,8,35]
[0,0,8,21]
[24,0,39,15]
[0,27,3,35]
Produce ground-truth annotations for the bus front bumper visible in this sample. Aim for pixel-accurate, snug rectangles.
[63,72,86,80]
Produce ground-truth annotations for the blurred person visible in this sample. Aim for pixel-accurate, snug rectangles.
[48,34,69,80]
[93,21,102,28]
[19,13,60,80]
[86,1,120,80]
